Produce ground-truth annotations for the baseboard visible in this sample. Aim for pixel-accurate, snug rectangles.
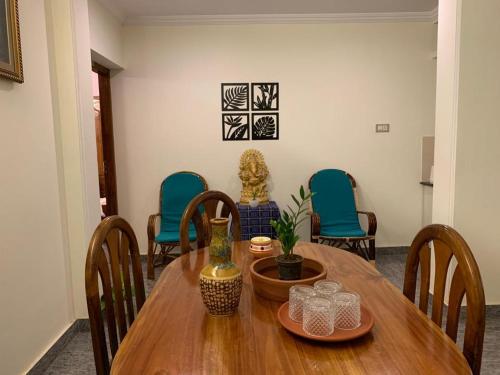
[27,319,90,375]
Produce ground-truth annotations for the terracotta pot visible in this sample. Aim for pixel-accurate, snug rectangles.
[250,256,327,302]
[276,254,303,280]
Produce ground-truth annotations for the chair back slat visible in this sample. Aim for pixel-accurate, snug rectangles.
[431,239,454,326]
[119,234,135,326]
[97,252,119,357]
[86,253,111,375]
[180,190,240,253]
[86,216,146,375]
[418,243,431,313]
[446,266,466,341]
[107,228,128,341]
[403,224,485,375]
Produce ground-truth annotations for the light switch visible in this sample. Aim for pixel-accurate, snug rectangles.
[376,124,390,133]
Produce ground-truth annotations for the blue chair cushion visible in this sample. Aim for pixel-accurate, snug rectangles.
[158,172,206,242]
[320,227,366,238]
[155,229,197,244]
[310,169,365,239]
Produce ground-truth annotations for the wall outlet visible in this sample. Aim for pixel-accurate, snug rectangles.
[376,123,390,133]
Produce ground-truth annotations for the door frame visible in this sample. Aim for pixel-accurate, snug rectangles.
[92,62,118,216]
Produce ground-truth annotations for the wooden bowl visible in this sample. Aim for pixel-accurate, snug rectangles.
[250,257,327,302]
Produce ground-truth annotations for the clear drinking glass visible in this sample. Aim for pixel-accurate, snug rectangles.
[302,297,334,336]
[313,280,343,303]
[289,285,316,323]
[332,292,361,330]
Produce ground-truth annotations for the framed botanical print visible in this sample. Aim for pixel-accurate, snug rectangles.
[0,0,23,83]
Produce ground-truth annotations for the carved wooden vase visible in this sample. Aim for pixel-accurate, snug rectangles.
[199,218,243,316]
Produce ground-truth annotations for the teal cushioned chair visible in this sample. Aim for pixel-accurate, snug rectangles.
[147,171,207,279]
[309,169,377,262]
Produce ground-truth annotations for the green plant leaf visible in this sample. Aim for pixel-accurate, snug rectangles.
[273,185,314,257]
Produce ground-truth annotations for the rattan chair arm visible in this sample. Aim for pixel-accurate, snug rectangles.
[147,213,161,241]
[357,211,377,236]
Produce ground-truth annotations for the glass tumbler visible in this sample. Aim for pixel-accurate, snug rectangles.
[313,280,343,303]
[288,285,316,323]
[332,292,361,330]
[302,297,334,336]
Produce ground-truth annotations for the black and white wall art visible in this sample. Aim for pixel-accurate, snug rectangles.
[222,113,250,141]
[221,83,249,111]
[252,113,279,140]
[221,82,279,141]
[252,83,279,111]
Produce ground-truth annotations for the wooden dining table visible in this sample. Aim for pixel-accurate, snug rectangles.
[111,241,470,374]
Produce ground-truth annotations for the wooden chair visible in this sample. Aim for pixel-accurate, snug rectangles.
[403,224,485,375]
[179,190,240,253]
[85,216,146,375]
[309,169,377,262]
[147,171,208,279]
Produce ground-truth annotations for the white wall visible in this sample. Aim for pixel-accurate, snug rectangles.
[88,0,124,68]
[453,0,500,304]
[0,1,72,373]
[112,22,437,251]
[432,0,461,226]
[46,0,102,320]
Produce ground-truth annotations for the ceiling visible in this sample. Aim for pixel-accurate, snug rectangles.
[100,0,438,20]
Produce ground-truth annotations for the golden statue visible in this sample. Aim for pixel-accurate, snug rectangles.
[239,149,269,204]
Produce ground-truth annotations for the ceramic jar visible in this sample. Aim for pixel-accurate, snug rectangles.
[199,218,243,316]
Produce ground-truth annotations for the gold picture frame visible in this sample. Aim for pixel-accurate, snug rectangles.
[0,0,23,83]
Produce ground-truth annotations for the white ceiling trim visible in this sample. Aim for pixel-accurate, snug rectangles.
[124,10,438,26]
[97,1,126,23]
[430,6,439,22]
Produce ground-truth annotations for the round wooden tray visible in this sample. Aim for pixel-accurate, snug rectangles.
[277,301,374,342]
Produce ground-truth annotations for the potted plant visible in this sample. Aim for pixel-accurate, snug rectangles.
[270,186,314,280]
[249,187,260,208]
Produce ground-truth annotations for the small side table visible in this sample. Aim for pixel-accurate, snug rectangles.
[236,201,281,240]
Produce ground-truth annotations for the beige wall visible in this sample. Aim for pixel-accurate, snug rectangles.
[47,0,101,320]
[112,22,437,251]
[453,0,500,304]
[88,0,124,68]
[0,1,73,373]
[432,0,461,226]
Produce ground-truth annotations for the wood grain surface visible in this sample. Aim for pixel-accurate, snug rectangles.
[111,241,470,375]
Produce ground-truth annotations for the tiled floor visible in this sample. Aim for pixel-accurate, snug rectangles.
[31,249,500,375]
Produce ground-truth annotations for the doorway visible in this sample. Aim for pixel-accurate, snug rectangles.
[92,62,118,218]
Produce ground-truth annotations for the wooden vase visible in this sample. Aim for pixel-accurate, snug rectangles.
[199,218,243,316]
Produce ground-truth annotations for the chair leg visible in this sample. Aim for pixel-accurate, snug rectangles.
[147,240,156,280]
[161,245,175,265]
[368,239,376,263]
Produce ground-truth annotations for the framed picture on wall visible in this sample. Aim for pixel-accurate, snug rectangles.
[222,113,250,141]
[0,0,23,83]
[221,83,249,111]
[251,82,279,111]
[252,113,279,140]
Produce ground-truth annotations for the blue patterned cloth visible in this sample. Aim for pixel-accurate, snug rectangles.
[236,201,281,240]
